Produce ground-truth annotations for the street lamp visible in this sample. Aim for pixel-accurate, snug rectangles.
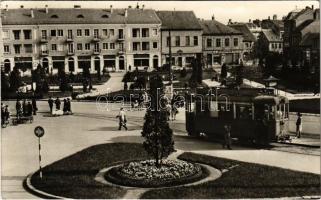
[264,75,279,95]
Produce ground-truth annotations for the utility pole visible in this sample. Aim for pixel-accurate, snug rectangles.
[168,30,173,99]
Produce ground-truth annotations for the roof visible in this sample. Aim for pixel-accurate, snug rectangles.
[299,32,320,46]
[284,7,313,21]
[156,11,202,30]
[301,20,320,35]
[294,19,314,32]
[261,29,282,42]
[228,23,256,42]
[1,8,161,25]
[199,20,242,35]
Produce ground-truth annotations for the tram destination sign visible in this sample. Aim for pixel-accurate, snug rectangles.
[34,126,45,138]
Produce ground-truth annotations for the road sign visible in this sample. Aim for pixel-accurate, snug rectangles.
[34,126,45,138]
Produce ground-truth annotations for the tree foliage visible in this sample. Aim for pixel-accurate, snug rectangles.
[141,75,175,167]
[9,66,22,92]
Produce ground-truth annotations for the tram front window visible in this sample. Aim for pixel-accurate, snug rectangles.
[236,104,252,120]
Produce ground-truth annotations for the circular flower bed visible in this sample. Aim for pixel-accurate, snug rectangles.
[104,159,208,188]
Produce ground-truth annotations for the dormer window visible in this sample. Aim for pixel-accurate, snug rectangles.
[102,14,109,18]
[51,14,58,18]
[77,14,84,18]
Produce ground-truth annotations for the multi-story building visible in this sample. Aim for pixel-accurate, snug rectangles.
[259,29,283,53]
[228,23,256,60]
[156,11,203,68]
[261,15,284,39]
[200,18,244,66]
[1,6,162,74]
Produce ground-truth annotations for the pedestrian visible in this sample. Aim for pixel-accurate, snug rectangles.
[63,99,68,113]
[296,112,302,138]
[67,98,72,113]
[223,124,232,150]
[22,99,27,116]
[116,108,128,131]
[4,105,10,122]
[32,97,37,115]
[26,101,33,117]
[1,103,5,126]
[55,97,61,110]
[48,96,54,113]
[16,99,22,119]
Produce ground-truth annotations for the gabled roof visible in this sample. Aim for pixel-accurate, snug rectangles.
[261,29,282,42]
[199,19,242,35]
[284,7,313,21]
[294,19,314,32]
[299,32,319,46]
[156,11,202,30]
[228,23,256,42]
[1,8,161,25]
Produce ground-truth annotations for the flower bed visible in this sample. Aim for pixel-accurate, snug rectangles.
[105,159,208,188]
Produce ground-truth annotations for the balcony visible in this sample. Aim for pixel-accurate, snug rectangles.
[117,36,125,41]
[93,49,101,55]
[67,51,75,56]
[118,49,125,54]
[40,38,48,43]
[40,50,49,56]
[66,37,74,42]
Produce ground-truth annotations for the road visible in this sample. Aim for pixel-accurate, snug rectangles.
[1,101,320,199]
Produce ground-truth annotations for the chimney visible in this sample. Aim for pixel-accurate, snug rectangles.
[273,14,277,20]
[228,19,232,24]
[125,8,128,17]
[20,5,24,9]
[312,5,314,10]
[136,3,139,9]
[5,5,8,11]
[249,19,251,23]
[30,9,34,18]
[268,16,270,20]
[128,5,132,9]
[212,14,215,20]
[74,5,81,9]
[45,5,48,14]
[110,5,113,13]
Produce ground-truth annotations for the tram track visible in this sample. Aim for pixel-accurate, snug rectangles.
[71,112,319,156]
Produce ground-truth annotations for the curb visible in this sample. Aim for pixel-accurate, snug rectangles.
[23,172,69,199]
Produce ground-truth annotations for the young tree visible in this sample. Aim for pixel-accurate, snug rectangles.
[141,75,175,167]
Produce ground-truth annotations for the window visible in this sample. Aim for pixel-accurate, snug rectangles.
[23,30,32,39]
[94,29,99,38]
[233,38,238,47]
[109,29,114,37]
[216,38,221,47]
[77,14,84,18]
[103,43,108,49]
[13,30,20,40]
[57,29,63,37]
[4,45,10,53]
[245,42,249,48]
[132,28,140,38]
[94,43,99,52]
[142,28,149,37]
[51,30,57,37]
[77,29,82,36]
[85,43,90,50]
[279,43,282,48]
[175,36,180,46]
[119,43,124,51]
[57,44,64,51]
[118,29,124,39]
[77,43,82,51]
[225,38,230,47]
[51,15,58,18]
[133,42,140,51]
[85,29,90,36]
[152,29,158,36]
[3,30,10,39]
[14,45,21,54]
[153,42,158,49]
[207,38,212,47]
[166,37,170,47]
[102,14,109,18]
[24,44,33,53]
[186,36,190,46]
[51,44,57,51]
[193,36,198,46]
[142,42,149,50]
[110,43,115,49]
[68,43,74,53]
[41,30,47,39]
[102,29,108,36]
[67,30,73,38]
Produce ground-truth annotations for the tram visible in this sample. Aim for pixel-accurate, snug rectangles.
[185,87,289,145]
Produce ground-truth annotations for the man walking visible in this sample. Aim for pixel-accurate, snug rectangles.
[117,108,128,131]
[296,112,302,138]
[55,97,61,110]
[48,96,54,113]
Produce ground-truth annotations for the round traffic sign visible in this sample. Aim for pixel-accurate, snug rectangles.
[34,126,45,137]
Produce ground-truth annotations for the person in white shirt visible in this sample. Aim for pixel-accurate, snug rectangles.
[117,108,128,131]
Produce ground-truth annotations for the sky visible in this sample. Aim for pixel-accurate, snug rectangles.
[1,1,320,24]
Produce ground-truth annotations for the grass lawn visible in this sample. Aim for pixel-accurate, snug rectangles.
[141,152,320,199]
[29,143,151,199]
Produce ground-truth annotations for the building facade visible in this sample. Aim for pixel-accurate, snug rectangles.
[1,6,162,74]
[200,19,244,66]
[156,11,203,69]
[260,29,283,53]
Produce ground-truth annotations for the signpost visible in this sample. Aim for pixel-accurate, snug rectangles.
[34,126,45,179]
